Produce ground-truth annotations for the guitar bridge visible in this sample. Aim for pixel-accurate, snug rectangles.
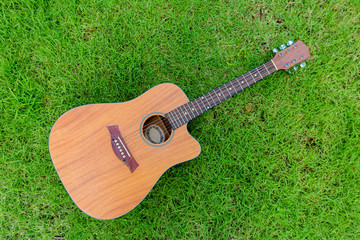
[107,125,139,173]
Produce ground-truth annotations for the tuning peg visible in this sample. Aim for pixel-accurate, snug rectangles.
[272,48,279,53]
[287,40,294,46]
[279,44,286,50]
[300,62,307,68]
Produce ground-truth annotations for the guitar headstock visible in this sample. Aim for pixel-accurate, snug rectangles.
[271,40,311,71]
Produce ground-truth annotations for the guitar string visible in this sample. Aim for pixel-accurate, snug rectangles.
[121,63,276,140]
[137,65,273,131]
[166,63,275,129]
[120,65,276,145]
[138,63,275,131]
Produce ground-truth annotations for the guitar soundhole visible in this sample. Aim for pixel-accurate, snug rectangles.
[142,114,173,145]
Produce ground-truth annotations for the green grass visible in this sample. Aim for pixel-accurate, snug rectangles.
[1,0,360,238]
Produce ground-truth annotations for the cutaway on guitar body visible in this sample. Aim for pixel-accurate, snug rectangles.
[49,83,201,219]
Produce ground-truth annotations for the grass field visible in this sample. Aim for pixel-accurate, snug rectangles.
[1,0,360,238]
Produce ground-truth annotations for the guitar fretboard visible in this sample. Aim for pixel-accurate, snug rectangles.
[165,60,277,129]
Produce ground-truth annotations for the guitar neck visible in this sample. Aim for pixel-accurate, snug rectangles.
[165,60,277,129]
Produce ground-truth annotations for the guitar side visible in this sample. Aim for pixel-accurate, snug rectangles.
[49,83,201,219]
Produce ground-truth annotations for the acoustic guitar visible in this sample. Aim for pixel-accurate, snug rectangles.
[49,40,311,219]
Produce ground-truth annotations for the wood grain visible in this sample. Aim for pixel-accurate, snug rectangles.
[49,83,201,219]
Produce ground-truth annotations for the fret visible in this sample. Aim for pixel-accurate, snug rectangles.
[249,70,256,83]
[253,69,260,82]
[242,75,250,87]
[181,103,192,119]
[225,85,232,99]
[256,67,263,78]
[251,70,258,83]
[208,90,218,106]
[202,95,211,109]
[193,101,201,115]
[235,77,244,90]
[263,63,270,75]
[229,80,238,94]
[224,83,232,98]
[258,67,264,78]
[167,60,278,129]
[199,96,208,110]
[171,110,181,128]
[171,112,180,129]
[189,102,198,118]
[180,105,190,122]
[214,88,222,104]
[216,87,225,102]
[181,103,191,119]
[166,112,177,129]
[219,86,228,99]
[265,64,271,74]
[176,108,186,125]
[194,99,203,115]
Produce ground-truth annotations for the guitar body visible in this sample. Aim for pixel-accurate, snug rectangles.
[49,83,201,219]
